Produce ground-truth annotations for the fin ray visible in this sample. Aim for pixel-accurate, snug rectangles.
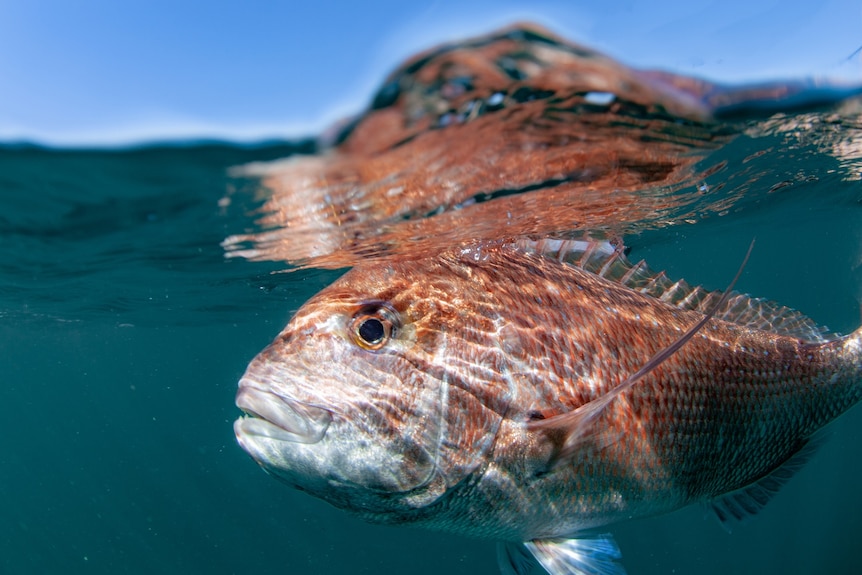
[497,541,538,575]
[710,434,824,531]
[525,535,626,575]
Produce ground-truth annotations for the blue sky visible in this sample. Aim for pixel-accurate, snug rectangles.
[2,0,861,146]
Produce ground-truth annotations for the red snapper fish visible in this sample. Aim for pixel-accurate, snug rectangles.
[234,239,862,574]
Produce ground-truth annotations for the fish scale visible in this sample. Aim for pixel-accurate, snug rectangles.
[234,239,862,574]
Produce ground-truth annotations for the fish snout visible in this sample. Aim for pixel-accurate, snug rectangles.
[235,386,331,444]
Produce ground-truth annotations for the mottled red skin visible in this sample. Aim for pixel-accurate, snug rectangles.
[235,242,862,541]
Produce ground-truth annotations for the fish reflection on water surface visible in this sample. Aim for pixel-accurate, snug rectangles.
[230,24,862,575]
[223,24,861,270]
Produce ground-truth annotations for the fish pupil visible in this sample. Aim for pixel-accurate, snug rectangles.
[358,318,385,344]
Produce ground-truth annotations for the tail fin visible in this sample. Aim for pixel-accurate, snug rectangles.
[842,326,862,375]
[825,326,862,406]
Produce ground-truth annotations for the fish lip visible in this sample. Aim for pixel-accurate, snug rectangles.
[235,386,331,444]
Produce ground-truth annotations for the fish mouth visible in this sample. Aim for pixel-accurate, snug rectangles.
[235,386,332,444]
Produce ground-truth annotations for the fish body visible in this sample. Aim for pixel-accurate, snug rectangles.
[234,240,862,573]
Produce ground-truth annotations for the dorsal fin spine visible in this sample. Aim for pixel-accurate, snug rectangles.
[659,280,684,302]
[597,250,623,278]
[618,261,643,285]
[581,242,598,267]
[511,238,833,342]
[678,286,704,308]
[642,271,667,293]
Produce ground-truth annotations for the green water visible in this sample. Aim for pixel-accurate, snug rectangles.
[1,140,860,574]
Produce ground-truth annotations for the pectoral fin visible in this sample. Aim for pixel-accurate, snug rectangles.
[496,535,626,575]
[527,397,622,475]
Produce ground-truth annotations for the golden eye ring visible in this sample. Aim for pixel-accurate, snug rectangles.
[348,302,399,350]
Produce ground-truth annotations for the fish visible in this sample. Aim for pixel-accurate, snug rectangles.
[233,238,862,575]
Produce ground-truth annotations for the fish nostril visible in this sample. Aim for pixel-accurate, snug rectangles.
[277,327,316,346]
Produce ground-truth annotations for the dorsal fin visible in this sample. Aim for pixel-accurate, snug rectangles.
[512,238,832,342]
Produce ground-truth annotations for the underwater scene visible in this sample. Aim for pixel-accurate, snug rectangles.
[2,22,862,575]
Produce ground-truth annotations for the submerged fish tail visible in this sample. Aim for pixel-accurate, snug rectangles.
[838,325,862,390]
[811,326,862,421]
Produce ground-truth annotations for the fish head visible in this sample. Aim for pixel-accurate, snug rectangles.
[234,254,507,520]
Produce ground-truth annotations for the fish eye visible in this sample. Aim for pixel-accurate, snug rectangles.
[349,302,399,351]
[358,317,385,345]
